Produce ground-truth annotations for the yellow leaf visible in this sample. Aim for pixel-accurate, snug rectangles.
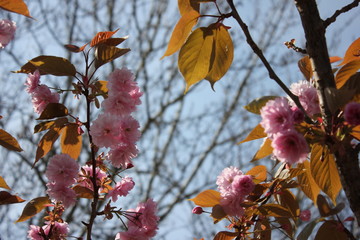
[314,221,347,240]
[188,189,221,207]
[16,196,50,222]
[162,10,200,59]
[252,138,273,162]
[93,80,108,98]
[0,129,23,152]
[60,123,82,160]
[178,27,214,93]
[339,37,360,66]
[205,24,234,88]
[0,0,32,18]
[238,124,266,144]
[34,117,68,134]
[0,176,11,190]
[351,125,360,141]
[297,160,321,204]
[298,56,313,81]
[335,60,360,89]
[246,165,267,183]
[0,191,25,205]
[244,96,278,114]
[310,144,342,204]
[178,0,199,16]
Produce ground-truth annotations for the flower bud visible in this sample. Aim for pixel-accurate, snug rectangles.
[299,210,311,221]
[192,207,204,215]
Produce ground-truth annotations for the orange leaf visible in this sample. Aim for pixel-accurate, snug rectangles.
[238,124,266,144]
[246,165,267,183]
[0,191,25,205]
[94,45,130,68]
[188,189,221,207]
[251,138,273,162]
[178,0,200,16]
[256,203,293,218]
[335,60,360,89]
[37,103,69,120]
[244,96,278,114]
[34,117,68,134]
[297,160,320,204]
[0,0,32,18]
[276,189,300,219]
[0,176,11,190]
[90,29,119,47]
[161,10,200,59]
[339,37,360,66]
[73,185,93,199]
[329,56,342,63]
[60,123,82,160]
[0,129,23,152]
[213,231,238,240]
[298,56,313,81]
[16,196,51,222]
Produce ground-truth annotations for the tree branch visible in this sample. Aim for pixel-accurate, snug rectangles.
[323,0,360,29]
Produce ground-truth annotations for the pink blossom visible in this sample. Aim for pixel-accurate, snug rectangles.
[28,222,69,240]
[118,115,141,145]
[271,130,309,165]
[289,80,320,116]
[27,225,44,240]
[299,210,311,221]
[192,206,204,214]
[216,166,243,195]
[77,165,107,192]
[107,68,139,94]
[90,113,121,148]
[25,70,41,93]
[344,102,360,126]
[45,154,79,186]
[46,182,77,208]
[31,85,60,114]
[115,227,148,240]
[0,19,16,48]
[107,176,135,202]
[220,192,245,218]
[102,91,141,116]
[260,97,294,137]
[107,143,138,168]
[232,175,255,196]
[292,107,304,124]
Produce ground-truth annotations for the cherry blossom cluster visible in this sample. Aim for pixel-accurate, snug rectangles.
[25,70,60,114]
[260,96,309,165]
[288,80,320,116]
[344,102,360,126]
[216,166,255,217]
[0,19,16,48]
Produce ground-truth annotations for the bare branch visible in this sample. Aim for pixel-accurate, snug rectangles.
[323,0,360,29]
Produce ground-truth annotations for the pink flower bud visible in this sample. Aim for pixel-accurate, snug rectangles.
[192,207,204,215]
[299,210,311,221]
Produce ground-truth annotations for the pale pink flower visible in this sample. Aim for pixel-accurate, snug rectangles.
[292,107,304,124]
[220,192,245,218]
[102,91,141,116]
[299,210,311,221]
[289,80,320,116]
[27,225,44,240]
[118,115,141,145]
[31,85,60,114]
[90,113,121,148]
[107,143,138,168]
[260,97,294,137]
[45,154,79,186]
[107,176,135,202]
[25,70,41,93]
[216,166,243,195]
[0,19,16,48]
[232,175,255,196]
[77,165,107,192]
[46,182,77,208]
[107,68,138,94]
[271,130,309,165]
[344,102,360,126]
[42,221,69,239]
[115,227,148,240]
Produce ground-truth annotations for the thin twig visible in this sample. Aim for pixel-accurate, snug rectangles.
[323,0,360,28]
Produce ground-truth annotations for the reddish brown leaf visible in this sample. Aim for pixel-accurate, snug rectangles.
[0,129,23,152]
[73,185,93,199]
[256,203,293,218]
[211,204,227,222]
[213,231,238,240]
[94,44,130,68]
[0,191,25,205]
[29,55,77,76]
[37,103,69,120]
[298,55,313,81]
[276,189,300,219]
[314,221,347,240]
[16,196,51,222]
[90,29,119,47]
[0,0,32,18]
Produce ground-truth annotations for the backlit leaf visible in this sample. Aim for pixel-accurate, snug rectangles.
[90,29,119,47]
[339,37,360,66]
[256,203,293,217]
[335,60,360,89]
[0,176,11,190]
[297,160,321,204]
[244,96,278,114]
[188,189,221,207]
[246,165,267,183]
[238,124,266,144]
[351,124,360,141]
[329,56,342,64]
[298,56,313,81]
[64,44,87,53]
[73,185,93,199]
[276,217,293,238]
[16,196,51,222]
[211,204,227,222]
[162,10,200,59]
[277,189,300,219]
[34,117,68,133]
[0,129,23,152]
[0,191,25,205]
[205,24,234,88]
[310,144,342,204]
[101,36,128,46]
[0,0,32,18]
[178,27,214,93]
[37,103,68,120]
[297,219,321,240]
[213,231,238,240]
[94,45,130,68]
[252,138,273,162]
[254,218,271,240]
[29,55,77,76]
[314,221,347,240]
[178,0,199,16]
[93,80,108,98]
[60,123,82,160]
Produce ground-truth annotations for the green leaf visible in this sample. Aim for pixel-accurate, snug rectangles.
[188,189,221,207]
[310,144,342,204]
[0,176,11,190]
[252,138,273,162]
[335,60,360,89]
[238,124,266,144]
[178,26,214,92]
[60,123,82,160]
[298,160,321,204]
[0,129,23,152]
[0,191,25,205]
[94,45,130,68]
[16,196,51,222]
[29,56,77,76]
[314,221,347,240]
[244,96,278,114]
[37,103,69,120]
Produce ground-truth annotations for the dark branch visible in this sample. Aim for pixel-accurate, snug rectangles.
[323,0,360,28]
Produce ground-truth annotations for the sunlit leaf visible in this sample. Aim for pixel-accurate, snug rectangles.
[252,138,273,162]
[178,0,199,16]
[238,124,266,144]
[244,96,278,114]
[297,219,321,240]
[73,185,93,199]
[314,221,347,240]
[37,103,69,120]
[0,176,11,190]
[93,80,108,98]
[256,203,293,217]
[34,117,68,133]
[329,56,342,64]
[339,37,360,66]
[188,189,221,207]
[298,56,313,81]
[246,165,267,183]
[178,27,214,93]
[213,231,238,240]
[161,10,200,59]
[101,36,128,46]
[310,144,342,204]
[29,56,77,76]
[16,196,50,222]
[0,0,32,18]
[297,160,321,204]
[0,191,25,205]
[94,44,130,68]
[0,129,23,152]
[335,60,360,89]
[90,29,119,47]
[60,123,82,160]
[205,24,234,88]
